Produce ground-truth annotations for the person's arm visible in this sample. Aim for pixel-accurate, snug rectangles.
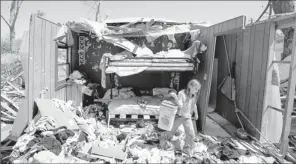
[170,91,184,109]
[193,104,198,120]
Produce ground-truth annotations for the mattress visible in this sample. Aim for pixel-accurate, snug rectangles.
[108,96,172,115]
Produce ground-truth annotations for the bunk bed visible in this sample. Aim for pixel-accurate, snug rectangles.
[101,50,203,127]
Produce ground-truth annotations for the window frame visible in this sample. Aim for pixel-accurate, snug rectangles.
[55,42,71,90]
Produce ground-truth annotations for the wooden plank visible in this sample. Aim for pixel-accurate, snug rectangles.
[9,101,30,141]
[209,59,218,109]
[44,21,52,98]
[50,24,58,98]
[41,19,45,92]
[257,22,275,137]
[19,31,29,84]
[235,32,244,105]
[213,24,218,35]
[1,117,13,122]
[250,23,266,138]
[222,22,228,33]
[1,94,20,110]
[201,27,216,132]
[244,24,256,135]
[280,27,296,155]
[7,82,25,96]
[1,102,17,116]
[33,16,42,104]
[1,111,16,119]
[28,14,36,119]
[239,26,251,118]
[236,16,245,29]
[248,23,265,138]
[227,18,236,32]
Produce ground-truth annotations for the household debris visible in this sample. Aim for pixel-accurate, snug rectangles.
[3,98,290,164]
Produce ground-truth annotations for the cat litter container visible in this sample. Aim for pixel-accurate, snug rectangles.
[158,100,178,131]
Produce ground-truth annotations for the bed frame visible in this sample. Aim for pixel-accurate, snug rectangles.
[100,55,198,127]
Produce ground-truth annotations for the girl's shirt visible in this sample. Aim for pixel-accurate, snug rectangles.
[175,89,198,119]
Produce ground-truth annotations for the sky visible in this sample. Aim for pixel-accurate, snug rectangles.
[1,1,268,39]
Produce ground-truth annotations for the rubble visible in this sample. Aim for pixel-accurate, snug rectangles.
[2,98,290,164]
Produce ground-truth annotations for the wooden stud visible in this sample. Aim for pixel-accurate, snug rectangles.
[280,27,296,155]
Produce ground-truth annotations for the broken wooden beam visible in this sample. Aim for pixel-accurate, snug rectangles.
[1,94,20,110]
[9,71,23,82]
[1,117,13,122]
[1,102,18,116]
[7,81,25,96]
[1,111,16,120]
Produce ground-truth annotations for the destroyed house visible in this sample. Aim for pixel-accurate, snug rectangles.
[9,13,296,151]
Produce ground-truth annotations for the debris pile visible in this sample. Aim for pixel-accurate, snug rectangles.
[3,98,289,164]
[1,53,24,124]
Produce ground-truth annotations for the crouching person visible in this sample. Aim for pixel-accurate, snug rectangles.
[162,79,201,156]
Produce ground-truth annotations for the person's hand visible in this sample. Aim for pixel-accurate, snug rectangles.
[193,112,198,120]
[168,90,177,97]
[194,115,198,120]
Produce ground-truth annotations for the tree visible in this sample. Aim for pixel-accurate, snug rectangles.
[271,0,295,60]
[1,0,23,53]
[84,0,102,22]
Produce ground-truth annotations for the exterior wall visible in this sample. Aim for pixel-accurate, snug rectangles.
[25,15,68,118]
[205,19,276,139]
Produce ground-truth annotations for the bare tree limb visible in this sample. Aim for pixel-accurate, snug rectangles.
[1,15,11,28]
[11,0,23,29]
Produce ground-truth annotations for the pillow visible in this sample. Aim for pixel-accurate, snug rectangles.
[153,88,175,98]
